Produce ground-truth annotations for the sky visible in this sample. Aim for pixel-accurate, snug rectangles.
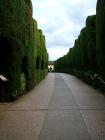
[32,0,97,61]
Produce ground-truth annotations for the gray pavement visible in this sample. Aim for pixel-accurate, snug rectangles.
[0,73,105,140]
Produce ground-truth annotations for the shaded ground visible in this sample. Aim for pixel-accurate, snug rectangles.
[0,73,105,140]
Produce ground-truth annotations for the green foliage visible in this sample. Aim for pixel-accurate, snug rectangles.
[20,73,26,95]
[79,28,88,71]
[0,0,48,101]
[86,15,96,73]
[96,1,105,80]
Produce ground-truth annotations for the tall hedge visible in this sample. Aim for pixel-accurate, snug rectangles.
[0,0,48,101]
[86,15,96,73]
[79,28,88,71]
[96,0,105,80]
[54,15,97,82]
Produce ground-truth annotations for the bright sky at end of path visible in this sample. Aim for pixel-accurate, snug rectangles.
[32,0,97,61]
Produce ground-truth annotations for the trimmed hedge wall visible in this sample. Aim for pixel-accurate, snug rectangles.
[96,0,105,80]
[0,0,48,101]
[55,0,105,92]
[55,15,96,74]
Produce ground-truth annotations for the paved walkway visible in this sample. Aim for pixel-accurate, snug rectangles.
[0,73,105,140]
